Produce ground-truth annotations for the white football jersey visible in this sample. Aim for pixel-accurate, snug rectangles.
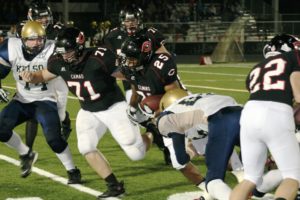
[165,93,240,134]
[7,38,57,103]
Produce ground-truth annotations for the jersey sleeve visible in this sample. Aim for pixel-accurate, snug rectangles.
[91,46,117,75]
[0,39,11,79]
[102,28,120,52]
[145,27,166,51]
[160,55,178,84]
[47,54,62,76]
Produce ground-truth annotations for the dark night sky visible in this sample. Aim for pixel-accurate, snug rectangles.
[263,0,300,13]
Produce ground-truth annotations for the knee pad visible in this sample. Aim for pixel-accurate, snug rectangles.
[0,130,13,142]
[47,138,68,153]
[77,138,98,155]
[78,144,98,156]
[0,117,15,142]
[122,141,146,161]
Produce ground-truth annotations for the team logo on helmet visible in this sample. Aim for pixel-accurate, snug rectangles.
[141,41,152,53]
[76,32,85,45]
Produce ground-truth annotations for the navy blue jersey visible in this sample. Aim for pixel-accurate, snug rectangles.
[246,50,300,106]
[47,46,125,112]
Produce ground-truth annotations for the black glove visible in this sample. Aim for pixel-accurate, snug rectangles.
[0,88,9,103]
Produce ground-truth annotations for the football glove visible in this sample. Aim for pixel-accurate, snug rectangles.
[0,88,9,103]
[138,103,156,119]
[126,105,150,125]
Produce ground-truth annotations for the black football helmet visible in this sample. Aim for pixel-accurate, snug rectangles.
[27,1,53,28]
[55,27,85,64]
[120,34,153,75]
[119,4,143,35]
[263,34,300,58]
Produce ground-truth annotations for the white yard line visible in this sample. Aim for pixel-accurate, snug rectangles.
[0,154,120,200]
[185,84,248,93]
[6,198,43,200]
[179,70,246,77]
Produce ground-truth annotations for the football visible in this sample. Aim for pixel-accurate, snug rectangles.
[139,94,163,114]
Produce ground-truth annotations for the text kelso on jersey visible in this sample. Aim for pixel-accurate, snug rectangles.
[16,64,44,72]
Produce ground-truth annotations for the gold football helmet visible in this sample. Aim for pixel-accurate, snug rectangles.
[21,21,46,55]
[159,89,188,111]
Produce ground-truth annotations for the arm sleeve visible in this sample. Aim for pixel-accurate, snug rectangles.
[100,47,117,74]
[146,28,166,51]
[0,39,11,79]
[47,55,61,76]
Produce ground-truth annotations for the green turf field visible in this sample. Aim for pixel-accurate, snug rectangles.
[0,63,255,200]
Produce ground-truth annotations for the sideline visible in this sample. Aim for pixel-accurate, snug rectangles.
[0,154,120,200]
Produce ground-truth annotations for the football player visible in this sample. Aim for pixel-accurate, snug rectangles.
[157,89,243,200]
[20,27,154,199]
[104,4,167,101]
[103,4,171,164]
[0,21,81,183]
[114,32,188,164]
[20,1,71,153]
[27,1,64,39]
[230,34,300,200]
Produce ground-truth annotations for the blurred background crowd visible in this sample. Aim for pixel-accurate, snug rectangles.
[0,0,299,62]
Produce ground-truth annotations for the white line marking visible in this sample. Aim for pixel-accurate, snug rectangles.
[6,198,43,200]
[177,63,253,68]
[179,70,246,77]
[0,154,121,200]
[185,84,248,93]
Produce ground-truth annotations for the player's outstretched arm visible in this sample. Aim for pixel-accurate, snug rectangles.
[19,69,57,84]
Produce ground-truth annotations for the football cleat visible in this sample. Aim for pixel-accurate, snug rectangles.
[61,111,72,141]
[20,151,38,178]
[251,193,274,200]
[67,167,82,184]
[97,181,125,199]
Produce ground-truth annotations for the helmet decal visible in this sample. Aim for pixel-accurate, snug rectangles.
[76,32,85,45]
[141,41,152,53]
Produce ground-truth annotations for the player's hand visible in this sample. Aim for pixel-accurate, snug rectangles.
[0,88,10,103]
[19,71,33,82]
[138,103,156,118]
[126,105,150,125]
